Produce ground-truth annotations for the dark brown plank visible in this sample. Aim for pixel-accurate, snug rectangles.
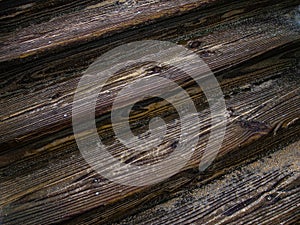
[115,141,300,225]
[0,0,299,224]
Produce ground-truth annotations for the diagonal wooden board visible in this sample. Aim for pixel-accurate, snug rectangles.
[0,0,299,224]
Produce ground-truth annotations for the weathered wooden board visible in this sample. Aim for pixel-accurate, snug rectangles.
[116,141,300,225]
[0,0,299,224]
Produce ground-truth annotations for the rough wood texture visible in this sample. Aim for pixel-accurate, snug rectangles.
[116,141,300,225]
[0,0,299,224]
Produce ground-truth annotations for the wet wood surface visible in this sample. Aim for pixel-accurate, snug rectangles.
[0,0,300,224]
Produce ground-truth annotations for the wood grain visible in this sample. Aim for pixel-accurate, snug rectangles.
[0,0,299,224]
[115,141,300,225]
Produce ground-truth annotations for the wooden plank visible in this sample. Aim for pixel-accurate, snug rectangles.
[115,141,300,225]
[0,0,299,224]
[1,2,299,148]
[1,0,299,88]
